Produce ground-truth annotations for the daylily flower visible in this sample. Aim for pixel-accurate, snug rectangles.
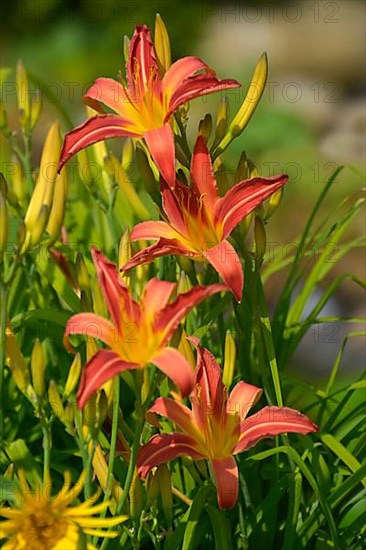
[137,342,317,509]
[64,249,225,407]
[122,135,288,301]
[58,24,240,187]
[0,470,127,549]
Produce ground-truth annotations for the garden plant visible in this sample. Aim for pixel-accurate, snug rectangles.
[0,14,365,550]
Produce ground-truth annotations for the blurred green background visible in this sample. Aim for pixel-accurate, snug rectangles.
[1,0,365,378]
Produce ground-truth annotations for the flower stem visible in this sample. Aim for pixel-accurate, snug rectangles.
[0,277,7,452]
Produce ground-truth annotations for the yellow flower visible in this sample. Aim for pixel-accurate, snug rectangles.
[0,471,127,549]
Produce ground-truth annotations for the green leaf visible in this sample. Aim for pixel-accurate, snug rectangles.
[205,504,232,550]
[321,434,366,488]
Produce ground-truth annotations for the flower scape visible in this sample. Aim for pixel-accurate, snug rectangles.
[1,12,364,550]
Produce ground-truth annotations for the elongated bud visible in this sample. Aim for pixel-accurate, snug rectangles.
[75,252,90,291]
[158,464,173,524]
[123,35,130,65]
[61,402,75,434]
[119,229,132,271]
[31,340,46,398]
[254,215,266,262]
[48,380,64,420]
[178,329,196,370]
[216,53,268,155]
[121,138,134,169]
[213,97,229,147]
[24,121,61,230]
[266,188,283,220]
[46,167,68,242]
[104,154,149,219]
[0,101,8,132]
[0,175,8,257]
[155,14,171,76]
[146,471,159,510]
[240,211,254,239]
[16,61,31,129]
[198,113,212,144]
[223,330,236,387]
[129,469,143,520]
[5,324,30,393]
[77,149,93,186]
[84,392,98,432]
[64,353,82,399]
[30,89,42,129]
[28,204,49,248]
[215,161,230,195]
[141,368,150,403]
[135,146,157,192]
[177,270,191,295]
[174,141,189,168]
[235,151,258,183]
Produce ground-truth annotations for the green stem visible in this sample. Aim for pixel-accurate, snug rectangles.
[0,278,7,452]
[105,378,120,500]
[100,417,145,550]
[41,417,52,483]
[92,380,121,547]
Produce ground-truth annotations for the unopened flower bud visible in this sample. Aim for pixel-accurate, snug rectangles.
[5,324,30,393]
[213,97,229,147]
[0,176,8,257]
[157,464,173,524]
[155,14,171,76]
[119,229,132,276]
[198,113,212,144]
[223,330,236,387]
[46,167,68,243]
[64,353,82,399]
[31,340,46,398]
[216,53,268,155]
[16,61,31,130]
[129,469,143,520]
[266,188,283,220]
[48,380,64,420]
[75,252,90,292]
[254,215,267,262]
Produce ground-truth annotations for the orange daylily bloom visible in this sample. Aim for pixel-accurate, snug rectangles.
[122,136,288,301]
[138,341,317,509]
[64,249,226,407]
[58,24,240,187]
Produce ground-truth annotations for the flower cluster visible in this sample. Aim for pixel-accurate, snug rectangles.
[58,19,316,511]
[1,15,318,549]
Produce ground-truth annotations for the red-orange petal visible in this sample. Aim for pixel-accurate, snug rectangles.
[83,77,130,116]
[91,248,140,327]
[155,283,226,342]
[226,381,263,420]
[167,74,240,118]
[234,406,318,454]
[149,396,196,435]
[130,220,181,242]
[210,456,239,509]
[58,114,140,173]
[190,135,219,212]
[137,433,203,479]
[144,124,176,188]
[77,349,139,408]
[216,175,288,239]
[203,240,243,302]
[64,312,115,349]
[151,347,195,397]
